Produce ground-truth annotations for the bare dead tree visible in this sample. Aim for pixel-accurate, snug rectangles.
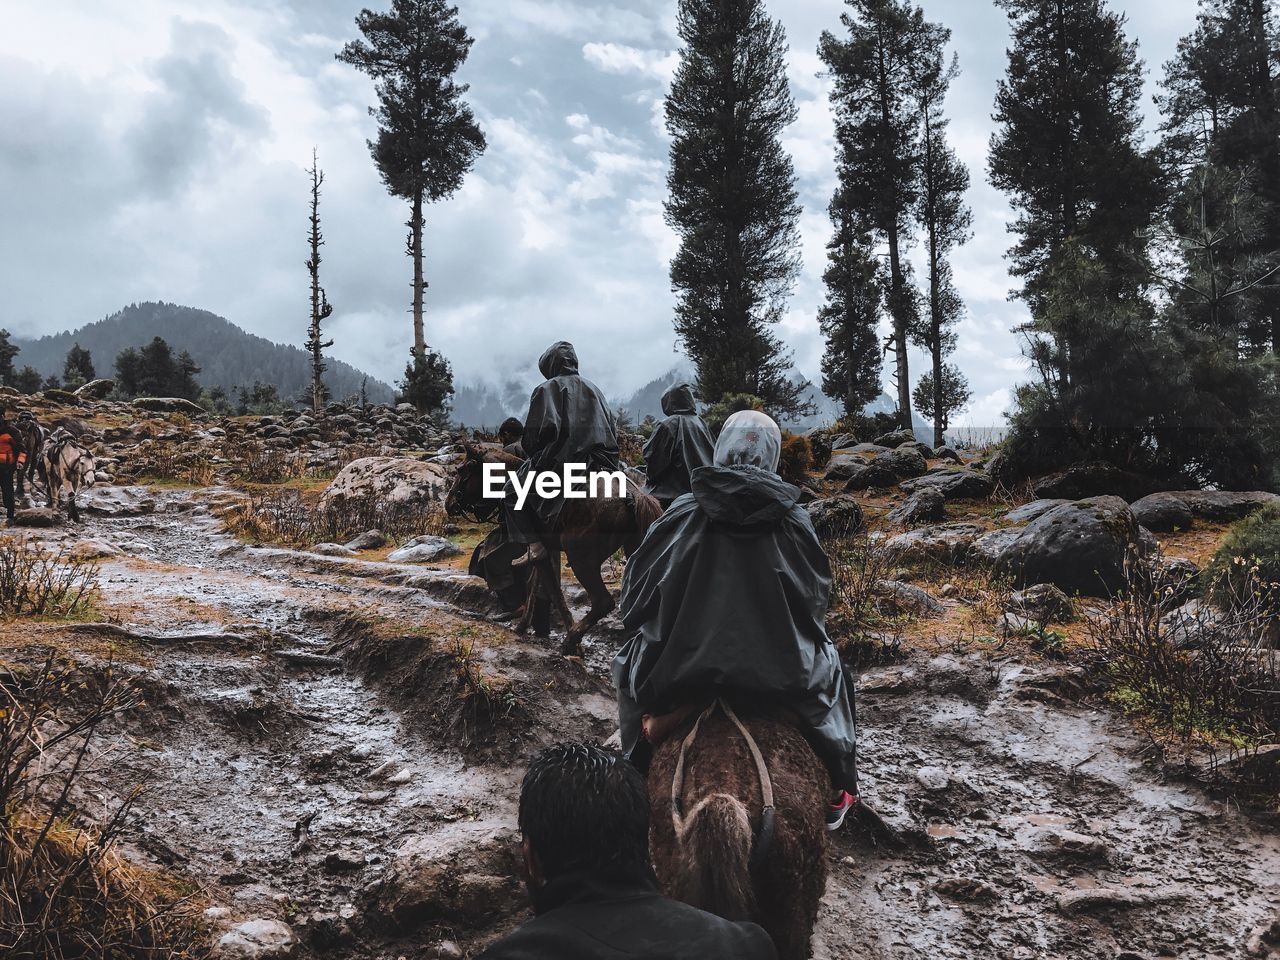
[305,148,335,415]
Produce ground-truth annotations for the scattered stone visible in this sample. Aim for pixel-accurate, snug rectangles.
[69,538,121,560]
[841,461,901,490]
[992,497,1146,596]
[1245,915,1280,957]
[312,543,358,557]
[344,529,388,551]
[324,849,367,874]
[1008,583,1074,623]
[805,495,864,539]
[968,527,1024,566]
[875,579,946,618]
[132,396,205,415]
[317,457,450,513]
[883,522,985,564]
[80,486,158,517]
[1030,826,1109,861]
[1129,490,1280,532]
[387,536,462,564]
[1032,461,1169,502]
[886,488,946,525]
[935,446,962,463]
[1153,555,1200,603]
[873,428,917,448]
[213,919,298,959]
[73,378,116,401]
[1004,499,1070,524]
[823,453,869,482]
[933,877,998,902]
[1056,888,1146,916]
[915,766,951,791]
[11,507,62,527]
[357,790,392,805]
[877,445,929,479]
[899,469,994,500]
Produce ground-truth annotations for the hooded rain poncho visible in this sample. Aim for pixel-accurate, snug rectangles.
[612,411,857,791]
[642,383,715,505]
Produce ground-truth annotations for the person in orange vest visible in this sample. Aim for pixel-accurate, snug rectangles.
[0,402,28,523]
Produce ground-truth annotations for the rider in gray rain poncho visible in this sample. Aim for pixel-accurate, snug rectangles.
[612,411,858,828]
[642,383,714,509]
[506,341,621,566]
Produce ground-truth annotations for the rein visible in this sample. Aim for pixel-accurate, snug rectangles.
[670,698,777,871]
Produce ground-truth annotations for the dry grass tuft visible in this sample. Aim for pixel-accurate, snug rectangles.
[222,488,447,549]
[0,537,100,619]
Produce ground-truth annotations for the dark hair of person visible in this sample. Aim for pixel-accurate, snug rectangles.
[518,742,651,879]
[499,417,523,439]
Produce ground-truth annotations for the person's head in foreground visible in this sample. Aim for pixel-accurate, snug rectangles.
[713,410,782,473]
[517,741,651,895]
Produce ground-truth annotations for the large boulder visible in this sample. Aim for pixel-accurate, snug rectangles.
[387,535,462,564]
[968,527,1024,566]
[842,461,901,491]
[823,453,869,482]
[1004,499,1069,524]
[877,446,928,479]
[318,457,450,512]
[899,469,994,500]
[80,487,157,517]
[132,397,205,415]
[805,495,864,539]
[213,919,298,959]
[1031,461,1169,502]
[873,428,917,448]
[885,488,946,525]
[883,522,986,564]
[1128,490,1280,532]
[992,496,1145,595]
[73,378,116,401]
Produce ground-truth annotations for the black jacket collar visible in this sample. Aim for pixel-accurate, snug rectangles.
[531,863,660,916]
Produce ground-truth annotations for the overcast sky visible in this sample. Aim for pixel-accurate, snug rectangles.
[0,0,1199,424]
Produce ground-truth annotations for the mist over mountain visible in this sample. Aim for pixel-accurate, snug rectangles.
[13,302,396,403]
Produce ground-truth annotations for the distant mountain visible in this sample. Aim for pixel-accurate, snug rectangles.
[13,302,395,403]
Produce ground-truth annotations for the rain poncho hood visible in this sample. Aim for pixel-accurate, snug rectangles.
[613,413,857,791]
[538,341,580,379]
[643,383,714,503]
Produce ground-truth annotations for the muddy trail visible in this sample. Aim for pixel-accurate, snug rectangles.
[7,486,1280,960]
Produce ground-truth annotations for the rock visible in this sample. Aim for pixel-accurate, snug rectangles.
[312,543,358,557]
[875,579,946,618]
[899,469,994,500]
[1245,915,1280,957]
[968,527,1024,566]
[1030,826,1109,861]
[1160,599,1225,650]
[873,428,917,448]
[992,496,1145,596]
[41,388,84,406]
[885,488,946,525]
[805,495,864,539]
[213,919,298,959]
[80,487,157,517]
[1056,888,1151,916]
[431,941,465,960]
[883,522,986,564]
[935,446,962,463]
[1032,461,1168,502]
[369,828,524,931]
[1008,583,1074,623]
[876,446,928,479]
[69,539,122,560]
[11,507,62,527]
[933,877,998,902]
[344,529,388,551]
[1004,499,1070,524]
[849,443,892,456]
[387,535,462,564]
[1153,555,1199,602]
[324,849,367,874]
[1129,490,1280,532]
[827,433,856,452]
[823,453,869,482]
[317,457,449,512]
[73,378,116,401]
[841,461,902,490]
[132,397,205,415]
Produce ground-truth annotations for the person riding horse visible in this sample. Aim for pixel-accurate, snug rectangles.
[506,341,621,568]
[642,382,714,509]
[612,411,859,829]
[498,416,525,457]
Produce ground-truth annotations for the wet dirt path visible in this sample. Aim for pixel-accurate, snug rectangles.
[10,486,1280,959]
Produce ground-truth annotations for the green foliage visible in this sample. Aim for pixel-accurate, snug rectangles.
[912,363,971,436]
[114,336,201,400]
[0,329,18,385]
[11,366,42,395]
[197,386,234,416]
[665,0,808,419]
[701,393,765,436]
[62,343,95,389]
[1207,503,1280,617]
[399,349,454,415]
[236,382,284,416]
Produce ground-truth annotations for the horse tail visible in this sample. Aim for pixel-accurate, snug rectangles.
[674,793,756,921]
[625,490,663,556]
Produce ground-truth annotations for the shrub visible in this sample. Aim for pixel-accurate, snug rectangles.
[702,393,765,436]
[778,432,812,486]
[0,537,99,618]
[0,655,202,956]
[1207,503,1280,618]
[223,488,447,548]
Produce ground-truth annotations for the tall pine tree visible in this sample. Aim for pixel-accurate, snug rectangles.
[665,0,808,418]
[62,343,95,389]
[818,188,885,421]
[913,48,971,446]
[820,0,945,429]
[338,0,485,413]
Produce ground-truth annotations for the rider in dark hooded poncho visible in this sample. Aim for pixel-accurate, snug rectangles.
[612,411,858,823]
[506,342,621,561]
[642,383,714,509]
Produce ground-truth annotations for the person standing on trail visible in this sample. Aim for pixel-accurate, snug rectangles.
[506,341,620,567]
[0,403,28,524]
[642,382,714,509]
[612,410,859,830]
[477,742,777,960]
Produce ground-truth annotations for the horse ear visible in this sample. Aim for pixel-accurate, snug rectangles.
[463,441,479,460]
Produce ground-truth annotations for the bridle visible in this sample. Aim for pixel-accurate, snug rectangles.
[447,456,499,522]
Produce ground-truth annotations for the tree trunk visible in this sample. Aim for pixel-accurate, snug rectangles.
[887,223,912,431]
[411,189,426,362]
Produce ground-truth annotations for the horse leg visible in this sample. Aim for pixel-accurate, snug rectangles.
[67,489,80,523]
[561,551,616,656]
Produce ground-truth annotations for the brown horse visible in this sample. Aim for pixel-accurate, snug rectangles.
[648,701,829,960]
[444,442,663,654]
